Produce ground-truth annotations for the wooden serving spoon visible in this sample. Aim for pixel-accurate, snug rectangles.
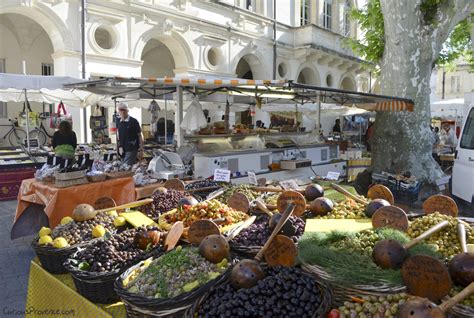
[448,223,474,287]
[331,183,369,205]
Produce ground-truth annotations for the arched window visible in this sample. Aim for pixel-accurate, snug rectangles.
[343,0,351,36]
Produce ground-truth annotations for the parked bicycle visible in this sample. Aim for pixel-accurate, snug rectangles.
[0,118,27,147]
[28,113,53,146]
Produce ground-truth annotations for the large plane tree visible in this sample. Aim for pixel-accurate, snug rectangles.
[350,0,473,184]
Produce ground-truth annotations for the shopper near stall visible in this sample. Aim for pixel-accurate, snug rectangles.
[116,102,144,165]
[364,121,374,152]
[440,123,456,152]
[332,119,341,133]
[52,120,77,160]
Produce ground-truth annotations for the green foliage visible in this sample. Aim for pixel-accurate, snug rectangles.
[437,18,474,70]
[347,0,472,69]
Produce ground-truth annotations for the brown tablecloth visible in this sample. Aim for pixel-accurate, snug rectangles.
[15,177,135,228]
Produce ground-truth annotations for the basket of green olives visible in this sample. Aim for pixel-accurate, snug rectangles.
[114,245,232,317]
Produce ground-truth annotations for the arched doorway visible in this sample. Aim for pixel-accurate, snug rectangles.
[297,67,320,85]
[235,53,265,79]
[141,39,176,78]
[0,13,56,143]
[340,76,356,91]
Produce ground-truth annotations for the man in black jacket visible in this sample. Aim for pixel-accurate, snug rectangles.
[116,102,144,165]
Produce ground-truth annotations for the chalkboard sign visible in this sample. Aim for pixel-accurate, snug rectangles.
[24,138,39,148]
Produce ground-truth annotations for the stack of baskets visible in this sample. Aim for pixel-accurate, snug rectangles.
[54,169,88,188]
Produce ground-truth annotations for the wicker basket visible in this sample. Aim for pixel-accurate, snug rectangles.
[64,247,165,304]
[302,263,406,307]
[106,170,133,179]
[114,257,232,317]
[451,304,474,318]
[54,169,88,181]
[55,177,89,188]
[193,265,333,318]
[31,238,86,274]
[87,173,107,183]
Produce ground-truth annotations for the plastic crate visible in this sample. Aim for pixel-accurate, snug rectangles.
[373,180,422,204]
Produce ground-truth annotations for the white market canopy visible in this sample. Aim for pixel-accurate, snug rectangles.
[0,73,102,107]
[431,98,467,118]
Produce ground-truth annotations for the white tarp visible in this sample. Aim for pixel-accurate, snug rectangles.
[431,98,465,118]
[0,73,84,90]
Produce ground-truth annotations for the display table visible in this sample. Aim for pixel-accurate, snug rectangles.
[15,177,135,228]
[27,260,126,317]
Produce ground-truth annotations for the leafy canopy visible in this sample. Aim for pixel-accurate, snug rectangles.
[347,0,473,70]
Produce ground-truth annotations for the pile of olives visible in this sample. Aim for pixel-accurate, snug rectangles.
[185,180,222,200]
[337,293,410,318]
[262,193,279,206]
[232,214,305,246]
[71,227,163,273]
[407,212,474,258]
[220,184,260,203]
[51,212,115,245]
[332,229,383,256]
[139,189,188,218]
[198,266,324,318]
[449,286,474,307]
[316,198,367,219]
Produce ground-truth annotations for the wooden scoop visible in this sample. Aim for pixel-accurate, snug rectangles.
[163,221,184,251]
[368,184,395,205]
[227,192,251,213]
[96,198,154,214]
[230,203,295,289]
[331,183,369,205]
[93,197,116,210]
[188,216,257,245]
[448,223,474,287]
[397,282,474,318]
[163,178,185,192]
[372,220,449,269]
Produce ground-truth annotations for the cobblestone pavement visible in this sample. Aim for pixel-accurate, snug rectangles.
[0,200,35,318]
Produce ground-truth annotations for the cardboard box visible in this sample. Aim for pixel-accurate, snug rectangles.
[280,159,312,170]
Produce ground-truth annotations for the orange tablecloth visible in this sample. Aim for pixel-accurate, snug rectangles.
[15,177,135,228]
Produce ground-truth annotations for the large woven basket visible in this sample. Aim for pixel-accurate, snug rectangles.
[114,257,232,318]
[193,265,333,318]
[64,247,165,304]
[31,239,87,274]
[106,170,133,179]
[302,263,406,307]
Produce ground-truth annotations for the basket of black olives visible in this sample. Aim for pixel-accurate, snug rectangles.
[195,265,333,318]
[64,226,170,304]
[229,212,306,257]
[31,210,116,274]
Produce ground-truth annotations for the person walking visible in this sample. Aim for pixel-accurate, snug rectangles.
[52,120,77,160]
[116,102,144,165]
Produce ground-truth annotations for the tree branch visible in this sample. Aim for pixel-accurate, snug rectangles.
[431,0,474,57]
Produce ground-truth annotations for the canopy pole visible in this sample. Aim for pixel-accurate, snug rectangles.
[164,96,168,145]
[316,93,321,134]
[176,85,184,147]
[24,89,30,152]
[81,0,88,144]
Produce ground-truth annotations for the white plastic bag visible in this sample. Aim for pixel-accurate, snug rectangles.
[180,98,208,133]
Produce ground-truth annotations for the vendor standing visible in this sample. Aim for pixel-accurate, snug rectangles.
[52,120,77,160]
[440,123,456,152]
[116,102,144,165]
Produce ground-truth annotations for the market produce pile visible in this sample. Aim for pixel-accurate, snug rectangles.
[315,198,367,219]
[298,229,441,286]
[336,293,411,318]
[219,184,260,203]
[138,188,188,219]
[123,246,229,298]
[232,214,305,246]
[449,286,474,307]
[407,212,474,258]
[36,213,116,247]
[185,180,223,200]
[160,199,248,228]
[68,227,164,273]
[197,266,324,318]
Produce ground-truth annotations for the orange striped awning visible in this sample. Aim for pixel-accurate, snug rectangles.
[375,101,414,112]
[112,76,285,87]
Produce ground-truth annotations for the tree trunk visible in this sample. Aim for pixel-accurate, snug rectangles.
[370,0,472,184]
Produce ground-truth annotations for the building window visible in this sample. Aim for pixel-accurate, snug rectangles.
[300,0,311,25]
[450,76,461,93]
[323,0,332,30]
[0,59,6,118]
[41,63,54,76]
[343,0,351,36]
[245,0,255,11]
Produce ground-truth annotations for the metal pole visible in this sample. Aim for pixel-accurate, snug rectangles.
[24,89,30,152]
[441,70,446,100]
[164,98,168,144]
[272,0,277,80]
[81,0,88,143]
[316,93,321,134]
[176,85,184,147]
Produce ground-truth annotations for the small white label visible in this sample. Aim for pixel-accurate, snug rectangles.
[326,171,340,181]
[279,179,299,190]
[439,185,446,191]
[248,170,257,185]
[214,169,231,182]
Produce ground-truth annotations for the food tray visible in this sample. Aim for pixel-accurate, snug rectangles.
[55,177,88,188]
[87,173,107,183]
[106,171,133,179]
[54,169,88,181]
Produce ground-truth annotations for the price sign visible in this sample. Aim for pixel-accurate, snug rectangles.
[188,220,220,245]
[247,170,257,185]
[325,171,340,181]
[372,206,409,232]
[24,138,39,148]
[279,179,299,190]
[423,194,458,217]
[214,169,231,182]
[264,235,297,267]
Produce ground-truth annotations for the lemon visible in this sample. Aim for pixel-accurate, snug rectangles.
[38,235,53,245]
[60,216,74,225]
[53,237,69,248]
[114,216,126,227]
[107,210,118,217]
[92,225,106,238]
[38,226,51,237]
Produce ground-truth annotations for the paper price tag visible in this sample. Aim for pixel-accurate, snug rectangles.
[247,170,257,185]
[214,169,231,182]
[279,179,299,190]
[326,171,340,181]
